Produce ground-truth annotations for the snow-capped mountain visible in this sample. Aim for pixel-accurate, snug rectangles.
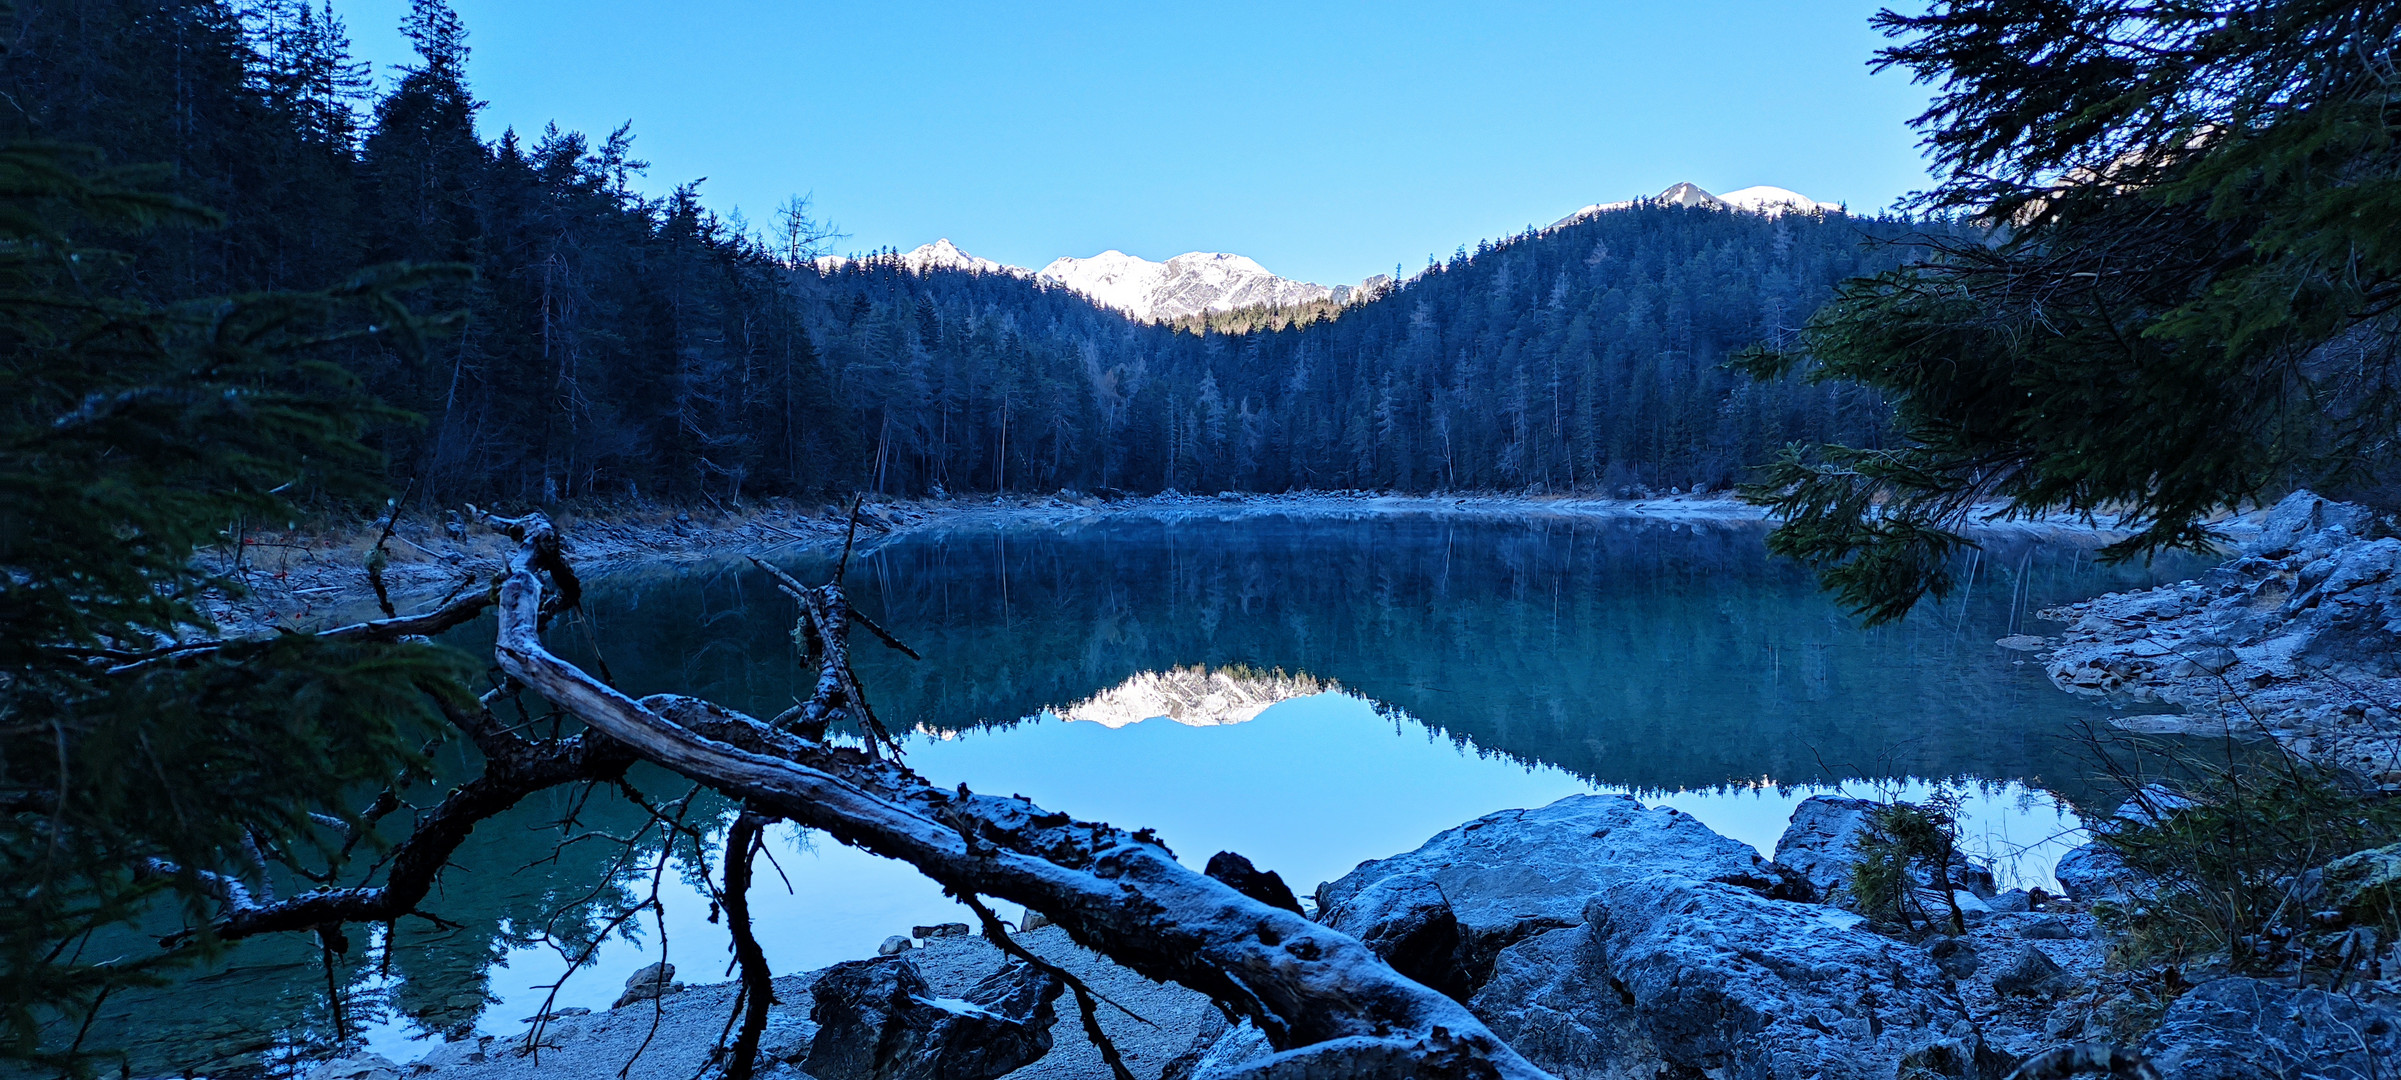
[813,238,1028,278]
[1039,250,1357,322]
[1056,666,1335,729]
[817,238,1386,323]
[1549,182,1843,229]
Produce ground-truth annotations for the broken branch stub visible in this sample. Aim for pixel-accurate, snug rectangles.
[484,512,1551,1080]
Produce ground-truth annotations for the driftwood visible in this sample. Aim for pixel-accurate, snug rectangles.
[482,511,1552,1080]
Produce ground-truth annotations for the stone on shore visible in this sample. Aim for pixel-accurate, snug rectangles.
[801,954,1063,1080]
[609,961,680,1009]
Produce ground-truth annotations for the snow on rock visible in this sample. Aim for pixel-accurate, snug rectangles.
[1718,184,1846,215]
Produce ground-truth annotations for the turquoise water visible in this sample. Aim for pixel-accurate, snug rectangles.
[90,512,2206,1074]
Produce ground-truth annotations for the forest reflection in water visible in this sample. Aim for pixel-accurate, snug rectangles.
[93,512,2214,1074]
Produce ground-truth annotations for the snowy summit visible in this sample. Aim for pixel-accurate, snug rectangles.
[818,239,1389,323]
[1549,182,1844,230]
[1038,250,1368,323]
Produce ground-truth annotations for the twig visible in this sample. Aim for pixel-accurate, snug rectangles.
[959,892,1142,1080]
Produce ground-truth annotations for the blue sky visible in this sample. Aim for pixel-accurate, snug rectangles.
[332,1,1939,286]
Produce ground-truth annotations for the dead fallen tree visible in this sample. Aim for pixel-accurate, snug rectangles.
[480,511,1552,1080]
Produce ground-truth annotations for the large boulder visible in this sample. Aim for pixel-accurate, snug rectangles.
[2246,490,2372,558]
[801,955,1063,1080]
[1317,794,1799,987]
[1469,878,1983,1080]
[1318,872,1472,1000]
[1774,795,1881,904]
[2053,842,2145,902]
[1317,794,1984,1080]
[1771,796,1998,910]
[2141,976,2401,1080]
[611,961,682,1009]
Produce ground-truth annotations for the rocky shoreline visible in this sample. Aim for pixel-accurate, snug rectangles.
[304,789,2400,1080]
[2035,491,2401,787]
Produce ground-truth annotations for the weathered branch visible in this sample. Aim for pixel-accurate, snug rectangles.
[721,810,776,1080]
[207,702,636,941]
[489,512,1549,1080]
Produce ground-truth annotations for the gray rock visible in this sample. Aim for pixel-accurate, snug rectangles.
[1773,795,1880,905]
[305,1055,401,1080]
[2017,915,2078,940]
[1318,872,1471,1000]
[801,955,1063,1080]
[878,934,914,956]
[911,922,969,940]
[2246,490,2370,557]
[1575,877,1976,1079]
[1466,924,1655,1076]
[1319,793,1797,985]
[2142,976,2401,1080]
[1770,796,1999,909]
[1926,937,1980,979]
[612,961,681,1009]
[410,1037,493,1071]
[1989,945,2071,997]
[2054,842,2146,902]
[2169,644,2241,677]
[1467,875,1977,1080]
[1986,888,2034,914]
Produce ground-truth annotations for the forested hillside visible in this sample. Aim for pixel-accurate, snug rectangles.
[14,0,1959,506]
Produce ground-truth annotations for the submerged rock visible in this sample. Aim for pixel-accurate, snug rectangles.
[2142,976,2401,1080]
[802,954,1062,1080]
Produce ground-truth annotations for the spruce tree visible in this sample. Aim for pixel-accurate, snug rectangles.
[0,143,465,1070]
[1741,0,2401,622]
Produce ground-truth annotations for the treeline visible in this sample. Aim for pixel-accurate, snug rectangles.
[12,0,1955,506]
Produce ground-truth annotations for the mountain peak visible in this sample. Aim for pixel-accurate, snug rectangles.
[1548,182,1843,230]
[1040,249,1346,322]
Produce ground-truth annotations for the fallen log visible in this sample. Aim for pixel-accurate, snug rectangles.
[483,511,1550,1080]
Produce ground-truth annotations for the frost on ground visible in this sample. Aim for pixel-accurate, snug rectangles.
[2033,491,2401,787]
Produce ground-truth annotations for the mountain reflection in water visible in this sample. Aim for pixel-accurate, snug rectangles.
[89,512,2211,1073]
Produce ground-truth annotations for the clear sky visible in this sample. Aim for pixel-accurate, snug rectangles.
[330,1,1938,286]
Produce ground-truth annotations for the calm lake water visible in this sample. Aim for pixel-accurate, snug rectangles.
[94,511,2209,1074]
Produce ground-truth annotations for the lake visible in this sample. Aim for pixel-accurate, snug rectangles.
[91,509,2209,1074]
